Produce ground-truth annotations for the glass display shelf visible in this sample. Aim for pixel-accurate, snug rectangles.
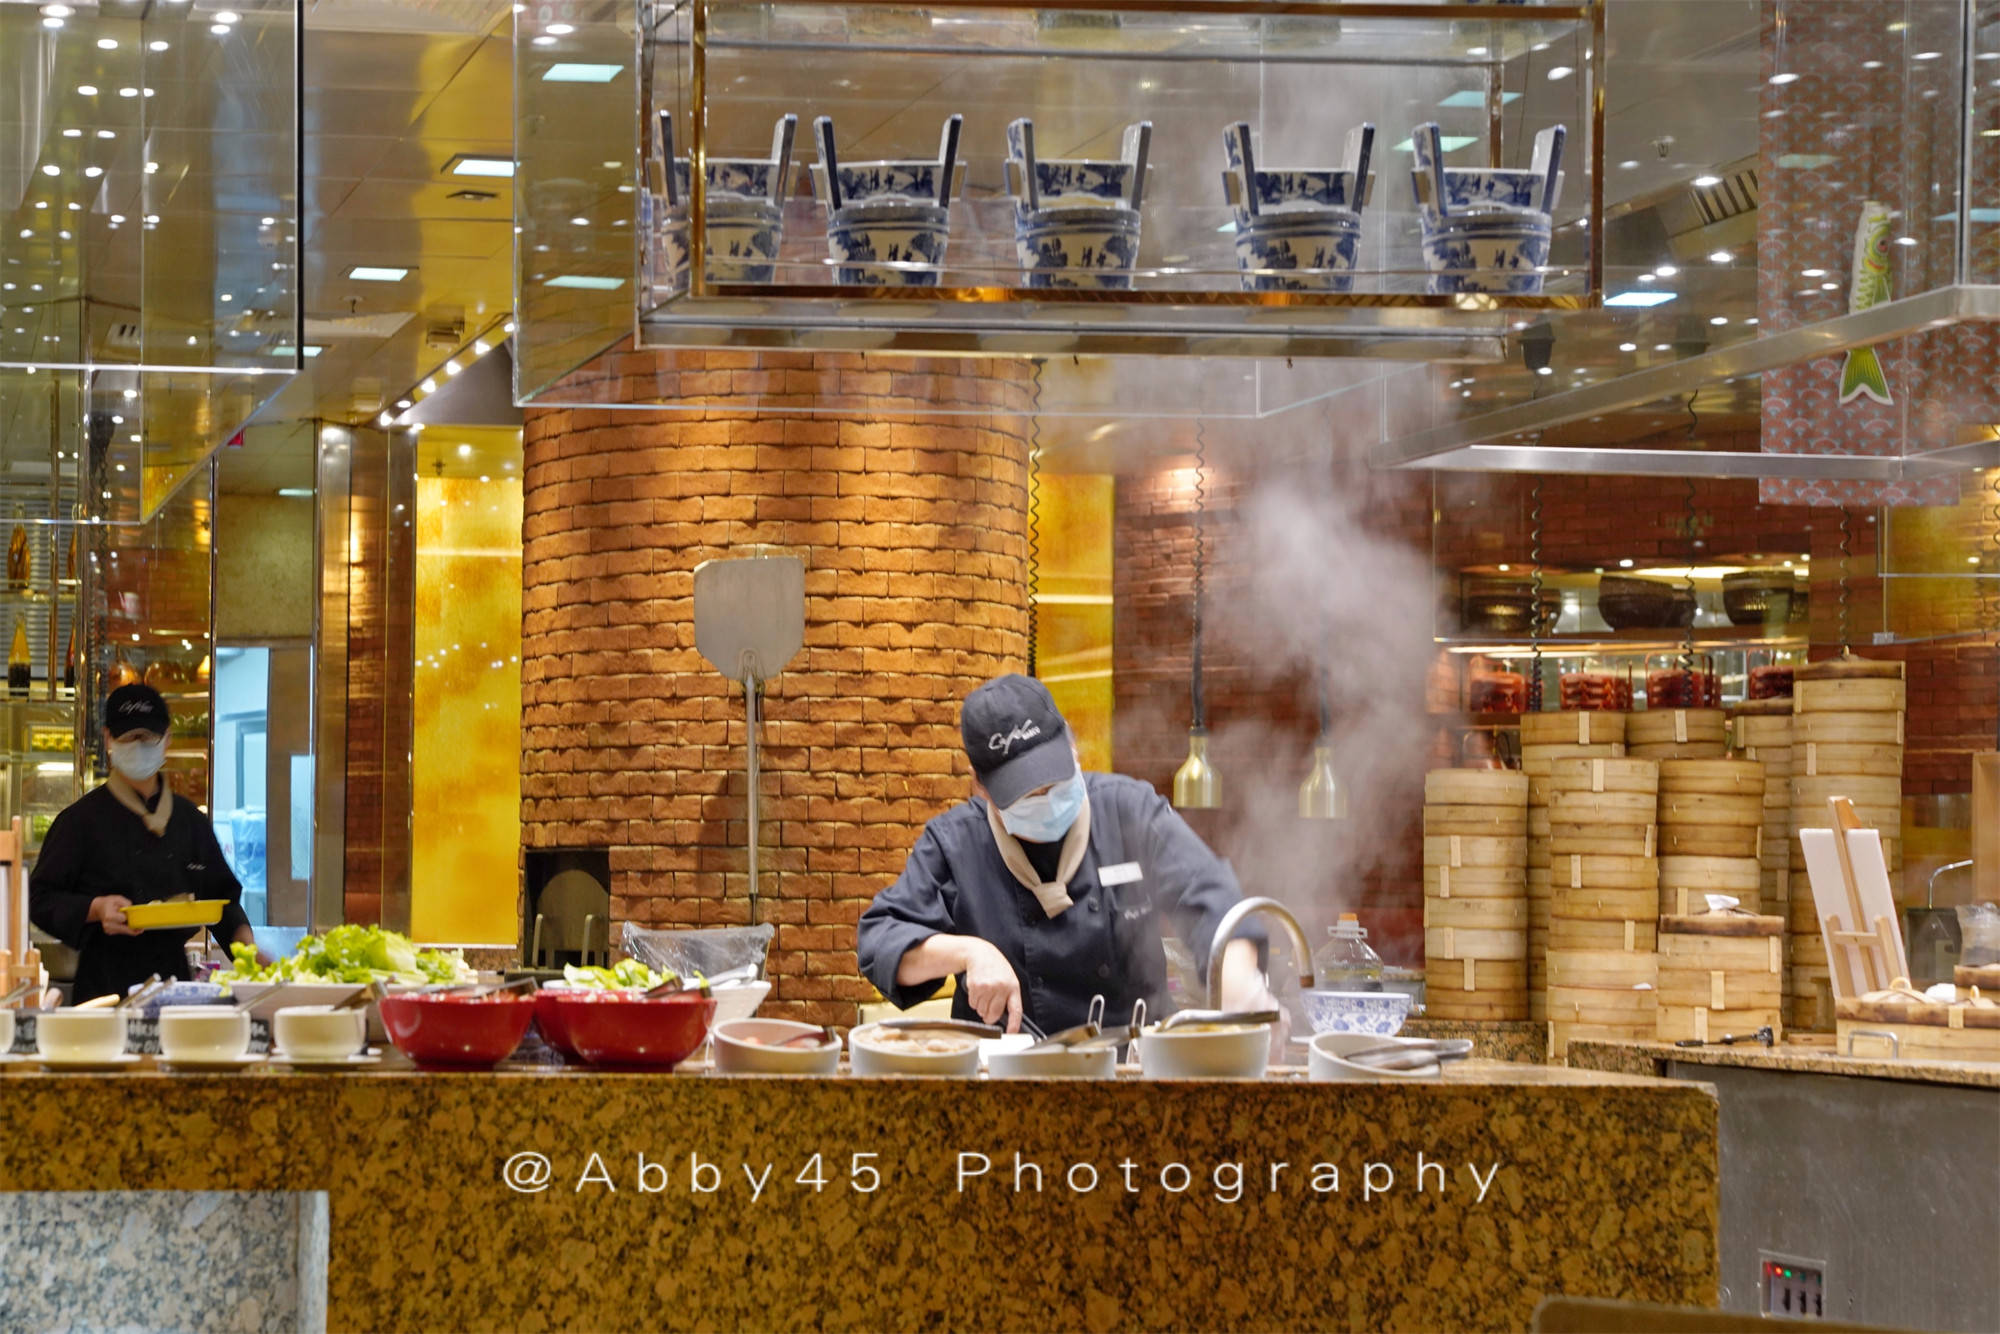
[515,0,1605,388]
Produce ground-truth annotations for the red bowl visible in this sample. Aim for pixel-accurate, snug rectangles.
[533,988,585,1060]
[378,991,537,1068]
[547,991,717,1070]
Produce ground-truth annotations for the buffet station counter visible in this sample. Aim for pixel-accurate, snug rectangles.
[0,1059,1718,1333]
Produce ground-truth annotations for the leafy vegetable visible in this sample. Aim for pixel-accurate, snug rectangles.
[214,926,475,988]
[561,958,674,991]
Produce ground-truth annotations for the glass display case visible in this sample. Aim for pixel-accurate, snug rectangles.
[514,0,1605,390]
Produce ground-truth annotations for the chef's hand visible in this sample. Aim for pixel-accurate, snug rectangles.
[960,937,1024,1034]
[88,894,139,937]
[232,925,274,968]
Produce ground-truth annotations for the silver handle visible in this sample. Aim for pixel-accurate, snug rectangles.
[1845,1029,1901,1058]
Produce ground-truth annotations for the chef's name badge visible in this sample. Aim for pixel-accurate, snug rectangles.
[1098,862,1143,886]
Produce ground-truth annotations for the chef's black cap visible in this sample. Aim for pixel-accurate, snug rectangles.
[104,683,170,738]
[961,673,1076,808]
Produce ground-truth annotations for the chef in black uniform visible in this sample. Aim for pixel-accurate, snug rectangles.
[858,674,1277,1034]
[30,683,260,1002]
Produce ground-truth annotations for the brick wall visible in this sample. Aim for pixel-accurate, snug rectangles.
[520,351,1034,1027]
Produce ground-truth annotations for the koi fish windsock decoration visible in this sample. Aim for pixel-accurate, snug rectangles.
[1838,201,1893,406]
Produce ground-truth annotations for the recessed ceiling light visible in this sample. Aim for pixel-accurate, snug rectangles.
[62,128,82,138]
[420,377,437,394]
[83,166,101,178]
[542,63,624,83]
[1546,65,1573,81]
[77,84,97,96]
[40,165,59,177]
[216,9,239,22]
[210,22,230,34]
[1619,160,1640,170]
[1745,317,1759,326]
[444,359,462,377]
[144,161,158,173]
[1769,72,1800,85]
[1535,366,1553,375]
[570,216,588,226]
[1894,235,1919,246]
[277,488,313,498]
[1603,291,1677,308]
[546,274,625,290]
[545,22,574,33]
[531,34,555,46]
[149,39,169,51]
[1708,250,1733,264]
[1821,281,1840,290]
[345,265,409,282]
[41,4,73,16]
[1801,267,1827,277]
[118,87,138,98]
[95,129,113,139]
[1709,316,1729,326]
[1655,264,1679,278]
[1654,343,1671,352]
[96,37,117,49]
[1692,175,1722,188]
[1863,60,1886,70]
[445,154,514,178]
[1618,342,1637,352]
[1913,51,1941,60]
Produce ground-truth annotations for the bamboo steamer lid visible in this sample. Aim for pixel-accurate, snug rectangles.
[1546,985,1658,1021]
[1549,822,1657,857]
[1732,713,1796,750]
[1629,741,1730,760]
[1424,805,1530,837]
[1660,823,1760,859]
[1548,916,1658,953]
[1547,789,1661,823]
[1556,853,1659,890]
[1521,743,1628,775]
[1427,956,1528,990]
[1423,864,1528,897]
[1796,678,1906,713]
[1793,711,1904,745]
[1795,653,1905,681]
[1547,950,1659,988]
[1659,855,1764,891]
[1790,774,1903,812]
[1424,769,1530,807]
[1795,742,1903,778]
[1656,1006,1784,1044]
[1422,835,1529,869]
[1661,884,1762,917]
[1520,710,1628,747]
[1628,708,1728,747]
[1658,759,1766,797]
[1426,896,1530,930]
[1425,925,1527,961]
[1551,885,1659,920]
[1426,989,1529,1021]
[1547,756,1660,793]
[1658,791,1765,827]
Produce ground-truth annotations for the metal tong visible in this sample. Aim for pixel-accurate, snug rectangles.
[1158,1007,1282,1032]
[1070,997,1146,1052]
[1674,1025,1775,1049]
[1336,1037,1474,1072]
[874,1017,1004,1038]
[1023,995,1105,1053]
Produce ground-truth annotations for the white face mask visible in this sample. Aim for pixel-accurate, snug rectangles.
[109,736,168,783]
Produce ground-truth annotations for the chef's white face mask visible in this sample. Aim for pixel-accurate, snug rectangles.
[109,735,168,783]
[1000,767,1086,843]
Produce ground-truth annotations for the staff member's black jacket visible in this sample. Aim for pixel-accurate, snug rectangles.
[30,784,248,1003]
[857,772,1262,1033]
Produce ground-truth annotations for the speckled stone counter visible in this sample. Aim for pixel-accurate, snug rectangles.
[1567,1038,2000,1089]
[0,1191,327,1334]
[0,1063,1718,1334]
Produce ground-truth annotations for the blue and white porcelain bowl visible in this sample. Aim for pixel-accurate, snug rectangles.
[812,160,962,207]
[703,197,785,284]
[1419,211,1551,295]
[825,201,950,286]
[671,156,790,204]
[1429,167,1563,216]
[1226,168,1364,218]
[1233,207,1362,292]
[1015,205,1142,289]
[1301,988,1412,1036]
[1018,158,1139,209]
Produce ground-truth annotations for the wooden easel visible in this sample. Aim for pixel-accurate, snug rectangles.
[1818,796,1906,997]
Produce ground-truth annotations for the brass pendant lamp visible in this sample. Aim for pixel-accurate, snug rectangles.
[1298,666,1345,820]
[1173,424,1220,809]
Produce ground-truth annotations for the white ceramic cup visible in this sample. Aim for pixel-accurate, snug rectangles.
[272,1005,366,1061]
[157,1006,252,1063]
[36,1009,130,1063]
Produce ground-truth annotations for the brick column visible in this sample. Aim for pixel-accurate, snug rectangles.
[521,352,1034,1026]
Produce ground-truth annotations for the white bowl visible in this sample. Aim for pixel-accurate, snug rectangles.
[1301,989,1412,1036]
[712,1018,841,1074]
[986,1044,1117,1079]
[36,1009,131,1063]
[157,1006,252,1062]
[1136,1023,1269,1080]
[708,980,772,1027]
[1308,1031,1443,1082]
[221,981,367,1020]
[272,1005,367,1061]
[847,1022,980,1076]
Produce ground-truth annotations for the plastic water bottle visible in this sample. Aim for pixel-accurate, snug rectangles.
[1313,913,1384,992]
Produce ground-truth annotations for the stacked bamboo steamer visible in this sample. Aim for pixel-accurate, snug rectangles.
[1627,706,1730,760]
[1656,909,1785,1043]
[1788,655,1907,1031]
[1517,712,1628,1022]
[1657,759,1766,916]
[1543,755,1659,1058]
[1730,699,1797,1011]
[1423,769,1530,1020]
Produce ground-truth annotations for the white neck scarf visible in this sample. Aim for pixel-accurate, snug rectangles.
[985,790,1092,918]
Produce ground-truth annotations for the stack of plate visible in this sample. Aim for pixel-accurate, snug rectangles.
[1543,756,1660,1059]
[1518,711,1628,1018]
[1787,655,1907,1031]
[1656,759,1767,916]
[1422,769,1529,1021]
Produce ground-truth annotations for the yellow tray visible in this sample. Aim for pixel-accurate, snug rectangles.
[122,900,226,930]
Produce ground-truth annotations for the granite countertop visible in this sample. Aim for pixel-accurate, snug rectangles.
[0,1052,1719,1333]
[1567,1037,2000,1090]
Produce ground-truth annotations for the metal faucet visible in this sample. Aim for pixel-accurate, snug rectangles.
[1206,896,1316,1007]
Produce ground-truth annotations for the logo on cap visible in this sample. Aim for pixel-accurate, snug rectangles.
[988,719,1042,755]
[116,700,153,715]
